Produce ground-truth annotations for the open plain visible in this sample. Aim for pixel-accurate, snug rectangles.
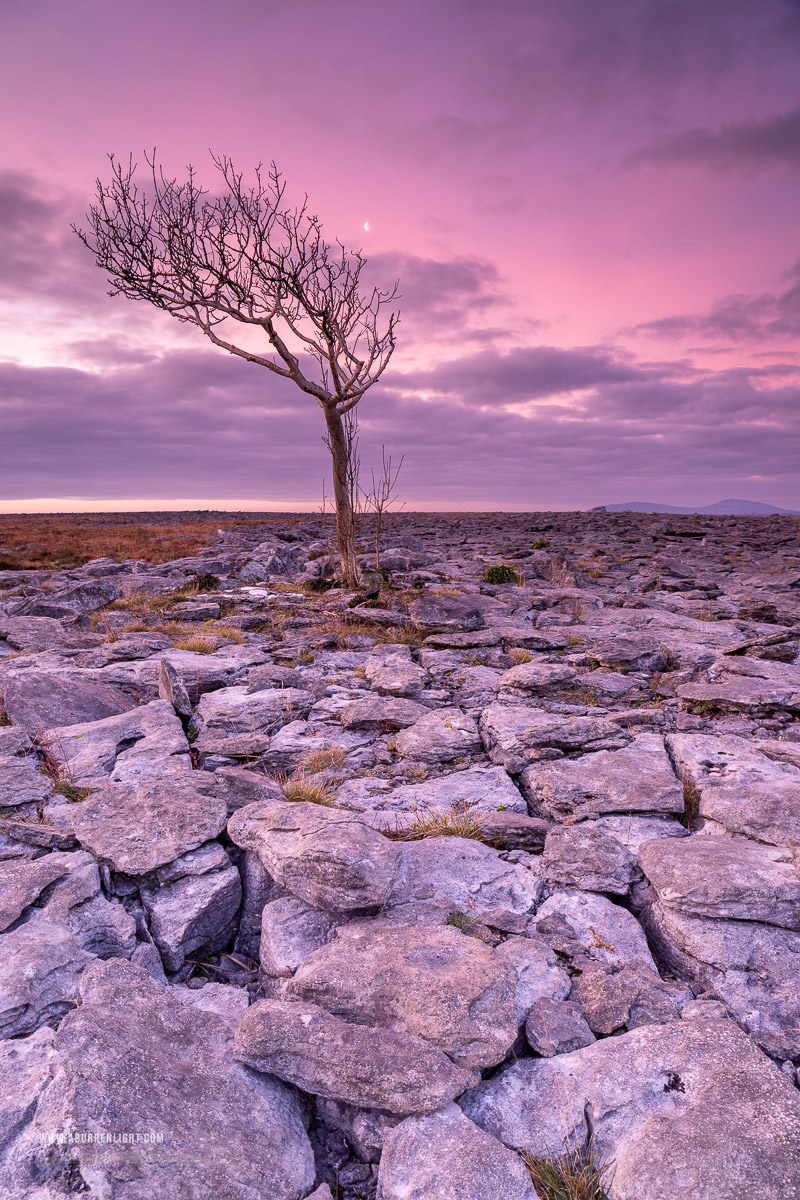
[1,509,800,1199]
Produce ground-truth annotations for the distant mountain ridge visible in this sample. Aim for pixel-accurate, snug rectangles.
[603,499,800,515]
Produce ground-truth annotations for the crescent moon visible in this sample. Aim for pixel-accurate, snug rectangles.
[363,221,370,232]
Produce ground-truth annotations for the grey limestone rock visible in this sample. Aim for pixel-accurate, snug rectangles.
[66,777,228,874]
[259,895,338,977]
[542,824,640,895]
[228,799,400,912]
[524,997,596,1056]
[640,833,800,929]
[461,1017,800,1200]
[377,1104,538,1200]
[393,705,482,763]
[521,733,684,820]
[480,702,631,773]
[25,958,314,1199]
[235,998,477,1115]
[286,922,517,1070]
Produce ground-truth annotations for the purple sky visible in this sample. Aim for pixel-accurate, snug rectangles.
[2,0,800,511]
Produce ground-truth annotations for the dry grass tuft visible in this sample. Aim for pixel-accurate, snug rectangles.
[281,770,338,806]
[300,746,348,773]
[34,734,90,802]
[508,647,533,665]
[522,1140,613,1200]
[173,636,217,654]
[384,802,495,844]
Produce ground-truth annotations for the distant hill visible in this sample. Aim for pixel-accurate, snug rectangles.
[602,499,800,516]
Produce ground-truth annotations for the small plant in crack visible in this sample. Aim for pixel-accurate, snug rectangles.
[34,734,90,802]
[521,1137,614,1200]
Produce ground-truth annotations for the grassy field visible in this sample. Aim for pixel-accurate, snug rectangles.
[0,512,305,571]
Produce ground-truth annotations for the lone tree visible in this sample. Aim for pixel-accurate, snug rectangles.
[75,153,399,587]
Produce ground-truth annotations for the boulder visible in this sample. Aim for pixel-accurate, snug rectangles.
[228,800,400,912]
[394,706,482,763]
[542,824,640,894]
[569,962,689,1035]
[461,1017,800,1200]
[530,890,657,971]
[286,923,517,1070]
[259,895,338,977]
[140,842,242,972]
[335,764,527,817]
[520,734,684,820]
[235,999,477,1115]
[494,934,571,1025]
[25,959,314,1199]
[524,998,596,1057]
[377,1104,537,1200]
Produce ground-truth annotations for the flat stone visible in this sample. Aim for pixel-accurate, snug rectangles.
[196,684,314,737]
[66,777,228,874]
[640,834,800,929]
[339,695,429,730]
[260,895,338,978]
[678,677,800,711]
[542,824,639,894]
[45,700,191,787]
[377,1104,537,1200]
[388,836,541,916]
[235,999,477,1116]
[520,733,684,820]
[1,670,131,732]
[286,923,517,1070]
[0,616,74,651]
[394,706,482,763]
[335,764,527,817]
[480,703,630,773]
[667,732,800,846]
[25,959,314,1198]
[409,595,486,632]
[228,800,400,912]
[461,1017,800,1200]
[13,578,116,620]
[524,998,596,1057]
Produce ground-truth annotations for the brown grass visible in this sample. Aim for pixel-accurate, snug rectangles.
[383,802,495,844]
[172,636,218,654]
[508,647,533,665]
[34,734,90,802]
[0,514,269,571]
[300,746,348,773]
[281,770,338,806]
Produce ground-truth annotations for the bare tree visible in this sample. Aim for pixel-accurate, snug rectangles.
[74,153,399,588]
[361,446,404,572]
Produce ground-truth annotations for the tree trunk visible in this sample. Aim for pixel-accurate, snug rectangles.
[324,404,359,588]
